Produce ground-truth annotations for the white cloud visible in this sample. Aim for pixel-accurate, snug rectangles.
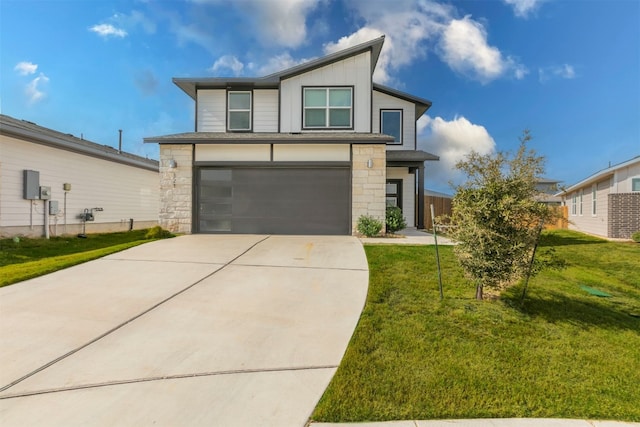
[14,61,38,76]
[253,52,315,75]
[192,0,322,48]
[25,73,50,104]
[418,114,496,190]
[538,64,576,83]
[440,16,527,83]
[323,2,524,85]
[210,55,245,76]
[89,23,128,38]
[324,27,390,83]
[503,0,543,18]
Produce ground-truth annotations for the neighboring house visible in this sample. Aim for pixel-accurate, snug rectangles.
[145,36,438,235]
[556,156,640,239]
[535,178,562,206]
[0,114,159,238]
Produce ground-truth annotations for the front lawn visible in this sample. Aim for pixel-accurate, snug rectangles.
[312,230,640,422]
[0,230,159,287]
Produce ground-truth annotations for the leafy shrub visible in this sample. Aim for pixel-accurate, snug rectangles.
[386,206,407,234]
[145,226,174,240]
[357,215,383,237]
[632,231,640,243]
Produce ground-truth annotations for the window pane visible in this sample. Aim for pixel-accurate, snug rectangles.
[633,178,640,192]
[329,109,351,127]
[386,183,397,193]
[229,92,250,109]
[229,111,250,129]
[305,89,326,107]
[382,111,401,143]
[329,89,351,107]
[305,109,326,127]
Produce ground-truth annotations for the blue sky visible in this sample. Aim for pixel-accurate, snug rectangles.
[1,0,638,193]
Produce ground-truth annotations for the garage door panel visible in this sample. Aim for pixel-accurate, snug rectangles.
[197,167,350,235]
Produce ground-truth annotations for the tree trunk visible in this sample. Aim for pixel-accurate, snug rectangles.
[475,283,483,300]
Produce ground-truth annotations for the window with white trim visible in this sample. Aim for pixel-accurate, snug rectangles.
[591,184,597,216]
[228,91,252,131]
[381,109,403,144]
[303,87,352,129]
[571,193,577,215]
[579,189,583,216]
[632,178,640,192]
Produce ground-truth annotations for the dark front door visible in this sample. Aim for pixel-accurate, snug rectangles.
[197,167,351,235]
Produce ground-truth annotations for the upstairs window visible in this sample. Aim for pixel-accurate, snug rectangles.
[228,91,252,131]
[303,87,352,129]
[381,109,403,144]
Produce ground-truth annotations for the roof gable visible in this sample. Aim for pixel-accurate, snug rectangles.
[173,36,385,100]
[557,155,640,195]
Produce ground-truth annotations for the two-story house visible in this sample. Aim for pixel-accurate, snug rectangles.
[145,36,439,235]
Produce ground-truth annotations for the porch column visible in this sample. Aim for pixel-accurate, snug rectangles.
[417,164,425,229]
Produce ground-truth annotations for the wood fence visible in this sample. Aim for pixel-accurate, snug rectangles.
[421,197,568,231]
[423,195,453,231]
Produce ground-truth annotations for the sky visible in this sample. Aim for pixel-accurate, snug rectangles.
[1,0,639,194]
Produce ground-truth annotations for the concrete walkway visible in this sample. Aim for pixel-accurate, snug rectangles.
[0,235,369,426]
[360,228,455,245]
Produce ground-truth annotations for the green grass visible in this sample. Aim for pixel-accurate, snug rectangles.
[312,230,640,422]
[0,230,158,287]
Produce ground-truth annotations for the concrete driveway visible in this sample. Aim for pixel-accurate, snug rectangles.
[0,235,369,426]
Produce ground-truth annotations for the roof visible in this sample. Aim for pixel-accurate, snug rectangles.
[556,155,640,196]
[386,150,439,163]
[144,132,394,144]
[173,36,386,100]
[373,83,432,117]
[0,114,158,171]
[424,189,453,198]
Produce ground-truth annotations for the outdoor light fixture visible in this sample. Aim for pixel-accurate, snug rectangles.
[367,159,373,168]
[168,159,177,168]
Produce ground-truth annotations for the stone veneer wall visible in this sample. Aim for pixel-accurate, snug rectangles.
[352,144,386,235]
[608,193,640,239]
[159,144,193,234]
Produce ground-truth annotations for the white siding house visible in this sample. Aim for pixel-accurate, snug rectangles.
[146,36,438,235]
[558,156,640,239]
[0,115,159,238]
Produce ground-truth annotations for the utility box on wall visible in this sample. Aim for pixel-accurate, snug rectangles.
[49,200,59,215]
[39,186,51,200]
[23,170,40,199]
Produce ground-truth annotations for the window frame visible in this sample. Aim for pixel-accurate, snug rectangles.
[385,179,403,209]
[380,109,403,145]
[579,189,584,216]
[632,177,640,192]
[591,184,597,216]
[302,86,354,130]
[227,90,253,132]
[571,193,577,216]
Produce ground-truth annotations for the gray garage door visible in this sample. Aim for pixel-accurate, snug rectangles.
[196,167,351,235]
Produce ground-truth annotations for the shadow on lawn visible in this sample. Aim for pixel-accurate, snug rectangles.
[537,234,608,247]
[504,291,640,332]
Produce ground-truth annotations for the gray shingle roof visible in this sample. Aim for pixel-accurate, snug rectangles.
[1,114,158,171]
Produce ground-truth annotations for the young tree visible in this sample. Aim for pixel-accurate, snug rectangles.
[449,130,555,300]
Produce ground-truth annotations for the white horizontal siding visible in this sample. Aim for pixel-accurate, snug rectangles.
[387,167,415,227]
[613,161,640,193]
[280,51,371,133]
[197,89,226,132]
[195,144,270,161]
[0,135,159,229]
[373,90,416,150]
[567,177,610,237]
[273,144,350,161]
[254,89,279,132]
